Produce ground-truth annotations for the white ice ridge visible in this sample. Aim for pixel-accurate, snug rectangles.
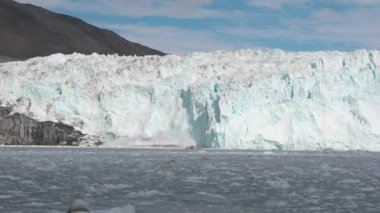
[0,49,379,150]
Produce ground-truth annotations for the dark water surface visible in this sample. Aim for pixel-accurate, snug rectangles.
[0,147,380,212]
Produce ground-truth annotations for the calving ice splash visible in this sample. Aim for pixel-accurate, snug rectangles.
[0,49,379,150]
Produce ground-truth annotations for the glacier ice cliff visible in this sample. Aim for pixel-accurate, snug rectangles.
[0,49,379,150]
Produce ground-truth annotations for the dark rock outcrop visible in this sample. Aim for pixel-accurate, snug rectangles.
[67,199,90,213]
[0,0,165,61]
[0,106,83,145]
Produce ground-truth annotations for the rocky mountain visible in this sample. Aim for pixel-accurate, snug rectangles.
[0,0,164,61]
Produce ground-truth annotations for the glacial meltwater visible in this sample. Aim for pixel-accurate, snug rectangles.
[0,147,380,212]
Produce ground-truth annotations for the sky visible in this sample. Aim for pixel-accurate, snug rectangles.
[16,0,380,54]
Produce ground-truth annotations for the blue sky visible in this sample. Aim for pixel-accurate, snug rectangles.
[17,0,380,54]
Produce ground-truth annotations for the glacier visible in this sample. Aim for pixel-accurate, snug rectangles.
[0,49,379,150]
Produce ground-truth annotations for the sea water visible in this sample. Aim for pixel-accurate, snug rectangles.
[0,147,379,212]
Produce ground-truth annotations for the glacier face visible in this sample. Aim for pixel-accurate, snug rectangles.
[0,49,379,150]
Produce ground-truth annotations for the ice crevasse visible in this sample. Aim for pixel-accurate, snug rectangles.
[0,49,379,150]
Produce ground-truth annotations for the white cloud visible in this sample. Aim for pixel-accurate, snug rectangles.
[221,6,380,49]
[248,0,380,9]
[15,0,380,52]
[16,0,221,18]
[248,0,312,9]
[306,7,380,47]
[324,0,380,6]
[97,23,241,54]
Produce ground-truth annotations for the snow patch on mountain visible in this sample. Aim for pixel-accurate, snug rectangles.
[0,49,379,150]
